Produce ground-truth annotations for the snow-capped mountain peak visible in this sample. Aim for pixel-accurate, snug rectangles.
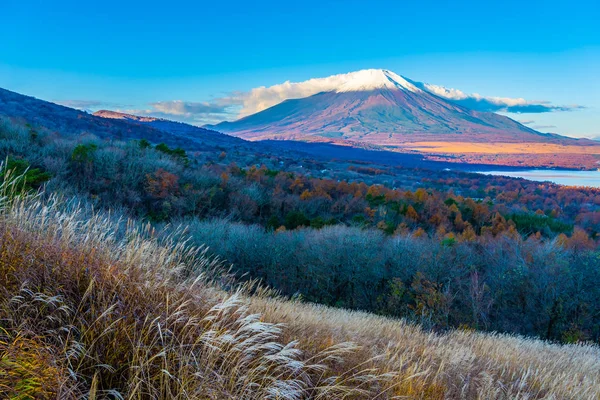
[334,69,421,93]
[211,68,548,144]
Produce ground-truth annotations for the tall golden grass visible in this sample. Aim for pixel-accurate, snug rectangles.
[0,167,599,399]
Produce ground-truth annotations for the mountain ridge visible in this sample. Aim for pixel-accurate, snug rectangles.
[0,87,247,151]
[208,69,573,145]
[92,109,243,145]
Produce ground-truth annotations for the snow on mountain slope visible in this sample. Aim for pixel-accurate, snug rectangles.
[335,69,420,93]
[210,69,566,145]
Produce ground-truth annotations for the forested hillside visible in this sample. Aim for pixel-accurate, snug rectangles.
[1,115,600,343]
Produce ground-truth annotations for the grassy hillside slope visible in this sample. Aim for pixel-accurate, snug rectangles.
[0,178,599,399]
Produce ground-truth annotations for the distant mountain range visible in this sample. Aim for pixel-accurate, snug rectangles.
[208,69,574,146]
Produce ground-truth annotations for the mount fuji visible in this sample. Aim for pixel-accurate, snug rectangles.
[209,69,564,146]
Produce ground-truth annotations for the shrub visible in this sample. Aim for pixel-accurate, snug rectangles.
[155,142,189,165]
[284,210,310,229]
[70,143,98,163]
[0,157,50,194]
[138,138,152,149]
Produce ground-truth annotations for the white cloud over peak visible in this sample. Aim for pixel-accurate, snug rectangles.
[227,69,418,117]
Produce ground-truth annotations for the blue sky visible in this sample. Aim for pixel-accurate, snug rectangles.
[1,0,599,137]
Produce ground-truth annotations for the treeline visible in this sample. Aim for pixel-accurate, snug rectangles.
[174,219,600,342]
[1,118,598,243]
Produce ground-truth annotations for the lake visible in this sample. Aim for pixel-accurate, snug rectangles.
[474,169,600,188]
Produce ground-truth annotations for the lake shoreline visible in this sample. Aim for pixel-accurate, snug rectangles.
[471,169,600,188]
